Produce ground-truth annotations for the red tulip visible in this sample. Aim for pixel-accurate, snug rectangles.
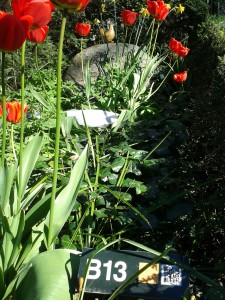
[0,11,33,51]
[147,0,169,21]
[27,26,49,43]
[168,38,190,57]
[50,0,90,12]
[75,22,91,37]
[121,10,138,26]
[0,0,54,49]
[0,101,29,123]
[20,1,53,27]
[173,71,187,82]
[13,0,54,43]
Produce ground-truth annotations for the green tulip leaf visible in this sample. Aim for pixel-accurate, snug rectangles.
[44,145,88,247]
[19,133,44,201]
[0,163,17,217]
[17,221,45,267]
[2,211,25,271]
[14,249,81,300]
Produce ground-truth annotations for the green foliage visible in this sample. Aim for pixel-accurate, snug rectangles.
[1,0,225,298]
[12,249,80,300]
[0,136,88,298]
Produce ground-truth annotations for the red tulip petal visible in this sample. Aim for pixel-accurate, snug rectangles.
[27,26,49,43]
[12,0,27,18]
[0,14,27,51]
[121,10,138,26]
[22,1,52,27]
[51,0,90,12]
[75,22,91,37]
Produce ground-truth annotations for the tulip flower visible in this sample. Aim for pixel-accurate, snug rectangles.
[173,71,187,82]
[27,25,50,43]
[75,22,91,37]
[0,101,29,123]
[147,0,169,21]
[121,10,138,26]
[49,0,90,12]
[13,0,54,43]
[168,37,190,57]
[0,11,33,52]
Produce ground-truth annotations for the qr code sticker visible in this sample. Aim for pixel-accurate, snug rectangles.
[160,264,182,286]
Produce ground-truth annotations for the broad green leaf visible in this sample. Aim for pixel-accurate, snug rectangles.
[111,157,125,172]
[17,221,45,267]
[94,208,109,219]
[24,190,52,236]
[1,211,25,271]
[21,180,47,211]
[0,266,5,299]
[29,86,53,110]
[122,178,148,194]
[108,173,118,185]
[14,249,81,300]
[18,133,44,201]
[129,149,148,160]
[131,73,141,94]
[112,110,131,132]
[0,163,17,216]
[60,235,71,248]
[2,263,31,300]
[60,116,73,137]
[7,211,25,269]
[44,145,88,247]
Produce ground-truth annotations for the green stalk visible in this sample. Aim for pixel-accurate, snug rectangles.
[149,59,175,98]
[18,42,26,208]
[134,18,144,47]
[150,22,160,58]
[1,51,6,167]
[147,18,155,56]
[122,26,128,57]
[47,10,67,250]
[80,38,84,84]
[116,151,129,187]
[94,135,100,191]
[113,0,118,41]
[11,124,17,161]
[134,16,142,47]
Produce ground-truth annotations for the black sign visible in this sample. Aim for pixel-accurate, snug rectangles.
[77,248,189,299]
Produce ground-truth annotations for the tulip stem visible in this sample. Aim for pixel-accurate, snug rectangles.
[148,18,155,56]
[150,22,160,58]
[122,26,128,57]
[80,38,86,88]
[1,51,6,167]
[11,124,17,161]
[113,0,118,41]
[18,42,26,209]
[47,10,67,250]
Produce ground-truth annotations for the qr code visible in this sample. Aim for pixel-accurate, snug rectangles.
[160,264,182,286]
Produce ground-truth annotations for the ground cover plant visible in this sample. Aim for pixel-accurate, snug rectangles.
[0,0,225,299]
